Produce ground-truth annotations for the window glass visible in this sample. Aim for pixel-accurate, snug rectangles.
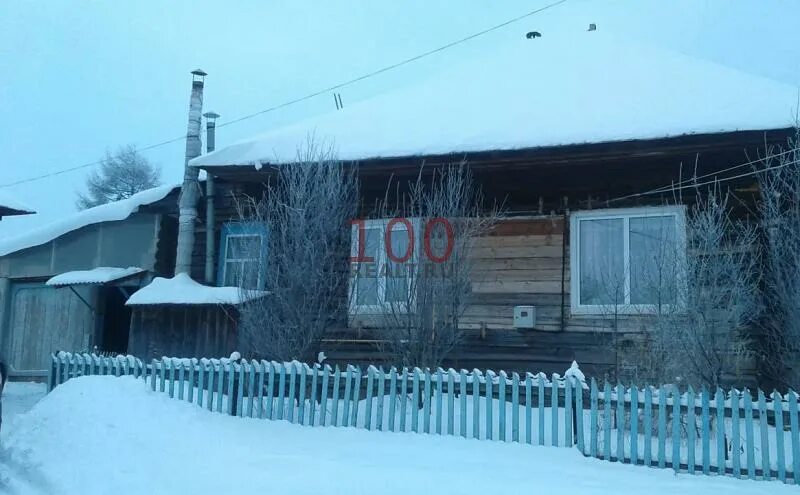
[629,216,677,305]
[222,232,264,290]
[579,218,624,305]
[355,228,381,305]
[227,235,261,260]
[386,225,410,303]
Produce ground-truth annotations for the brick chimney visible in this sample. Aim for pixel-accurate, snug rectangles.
[175,69,206,276]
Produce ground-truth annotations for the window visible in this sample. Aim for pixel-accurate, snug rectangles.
[349,218,418,313]
[218,222,268,290]
[570,206,686,314]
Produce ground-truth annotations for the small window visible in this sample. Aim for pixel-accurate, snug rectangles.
[570,206,686,314]
[349,218,418,314]
[218,222,268,290]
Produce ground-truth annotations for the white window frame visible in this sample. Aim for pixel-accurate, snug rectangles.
[570,206,687,315]
[348,218,420,315]
[221,233,266,290]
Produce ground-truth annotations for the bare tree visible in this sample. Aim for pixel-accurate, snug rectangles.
[612,189,760,389]
[757,129,800,390]
[353,163,501,369]
[235,142,358,363]
[76,145,161,209]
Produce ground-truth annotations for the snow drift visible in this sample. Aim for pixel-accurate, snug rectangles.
[1,376,794,494]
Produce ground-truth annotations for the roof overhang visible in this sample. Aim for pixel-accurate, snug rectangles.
[0,205,35,218]
[46,267,145,287]
[199,128,795,182]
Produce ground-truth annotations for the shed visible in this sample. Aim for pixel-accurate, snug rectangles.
[0,185,178,377]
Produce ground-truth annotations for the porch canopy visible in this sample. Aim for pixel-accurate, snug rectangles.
[125,273,268,306]
[46,267,145,287]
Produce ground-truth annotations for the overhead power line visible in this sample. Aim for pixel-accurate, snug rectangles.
[0,0,568,189]
[606,148,796,204]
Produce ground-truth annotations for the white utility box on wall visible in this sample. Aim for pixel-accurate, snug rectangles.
[513,305,536,329]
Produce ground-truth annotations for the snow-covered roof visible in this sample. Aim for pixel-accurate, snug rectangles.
[46,267,144,287]
[0,185,176,257]
[125,273,268,306]
[192,31,797,169]
[0,192,35,216]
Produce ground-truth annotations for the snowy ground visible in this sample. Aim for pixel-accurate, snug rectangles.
[1,382,47,428]
[0,376,795,495]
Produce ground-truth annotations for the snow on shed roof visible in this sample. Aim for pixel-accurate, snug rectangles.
[192,30,797,169]
[126,273,268,306]
[46,267,144,287]
[0,184,176,257]
[0,192,35,216]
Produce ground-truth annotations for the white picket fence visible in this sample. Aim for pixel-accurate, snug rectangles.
[49,352,799,485]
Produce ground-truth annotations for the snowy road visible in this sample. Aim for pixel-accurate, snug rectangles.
[0,376,795,494]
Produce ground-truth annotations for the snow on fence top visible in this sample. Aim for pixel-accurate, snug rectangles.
[0,184,176,257]
[190,30,796,169]
[125,273,268,306]
[46,266,144,287]
[0,192,35,215]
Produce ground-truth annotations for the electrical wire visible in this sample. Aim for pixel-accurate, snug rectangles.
[0,0,568,189]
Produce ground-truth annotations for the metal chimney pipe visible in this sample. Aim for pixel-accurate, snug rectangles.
[175,69,206,276]
[203,111,220,284]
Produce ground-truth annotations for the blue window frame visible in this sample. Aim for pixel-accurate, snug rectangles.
[217,222,268,289]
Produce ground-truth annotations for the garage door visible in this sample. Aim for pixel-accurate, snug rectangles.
[6,283,95,373]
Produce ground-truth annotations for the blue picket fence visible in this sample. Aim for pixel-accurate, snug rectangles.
[49,352,798,485]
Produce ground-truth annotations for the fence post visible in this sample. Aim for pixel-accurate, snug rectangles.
[48,354,56,391]
[376,367,386,432]
[435,369,444,436]
[715,388,726,474]
[264,362,276,420]
[671,385,681,473]
[731,389,741,477]
[472,369,480,439]
[460,370,468,438]
[551,375,559,447]
[643,386,652,468]
[237,360,246,418]
[574,378,584,453]
[773,391,785,482]
[511,372,520,443]
[788,390,799,481]
[400,368,409,433]
[701,387,710,475]
[743,389,755,479]
[524,373,532,445]
[423,368,432,434]
[447,369,456,437]
[388,367,398,432]
[616,383,625,463]
[630,386,638,465]
[658,386,667,468]
[538,375,545,446]
[498,371,506,442]
[757,390,770,481]
[297,363,307,424]
[590,379,598,458]
[307,364,318,426]
[564,376,573,447]
[686,386,696,474]
[603,382,612,461]
[286,362,297,422]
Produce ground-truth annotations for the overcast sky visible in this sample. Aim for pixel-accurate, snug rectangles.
[1,0,798,237]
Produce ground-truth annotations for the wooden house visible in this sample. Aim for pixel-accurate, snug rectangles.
[128,29,797,381]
